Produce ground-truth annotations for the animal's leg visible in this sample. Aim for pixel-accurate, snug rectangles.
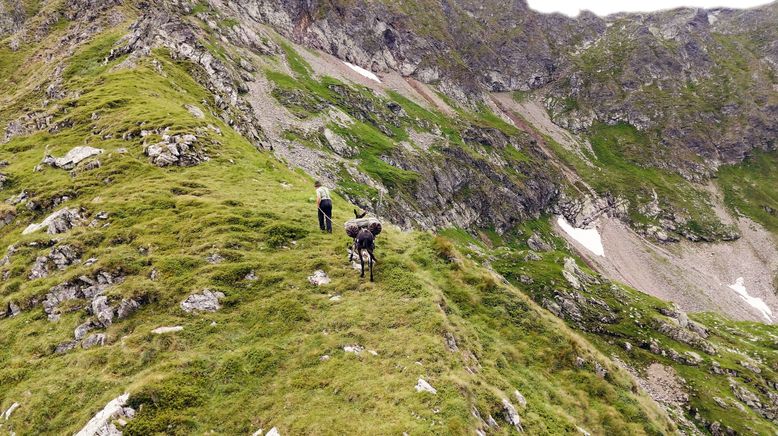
[369,254,373,281]
[360,249,365,278]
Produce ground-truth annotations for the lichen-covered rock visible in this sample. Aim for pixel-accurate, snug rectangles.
[415,378,437,394]
[180,289,225,313]
[29,244,81,279]
[74,393,134,436]
[502,398,523,432]
[81,333,106,349]
[22,207,84,235]
[41,146,103,170]
[91,296,114,327]
[145,134,209,167]
[307,270,331,286]
[42,271,123,321]
[116,298,142,320]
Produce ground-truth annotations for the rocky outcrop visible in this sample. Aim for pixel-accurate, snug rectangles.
[229,0,778,179]
[22,207,84,235]
[728,378,777,421]
[29,244,81,279]
[41,146,103,170]
[41,271,123,321]
[112,6,270,148]
[74,393,135,436]
[145,134,209,167]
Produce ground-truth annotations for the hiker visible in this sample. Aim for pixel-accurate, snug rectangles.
[315,180,332,233]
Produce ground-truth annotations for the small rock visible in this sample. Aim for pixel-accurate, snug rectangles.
[343,345,364,354]
[266,428,280,436]
[244,270,258,281]
[319,355,331,361]
[180,289,225,313]
[55,340,79,354]
[151,326,183,334]
[513,390,527,408]
[75,319,100,340]
[713,397,728,408]
[444,332,459,352]
[74,393,133,436]
[368,350,378,356]
[42,146,103,170]
[502,399,523,432]
[91,296,114,327]
[116,298,141,320]
[82,333,106,349]
[415,378,437,394]
[594,362,608,378]
[308,270,330,286]
[205,252,224,264]
[527,233,552,252]
[23,207,84,235]
[486,415,499,428]
[185,104,205,119]
[3,402,20,420]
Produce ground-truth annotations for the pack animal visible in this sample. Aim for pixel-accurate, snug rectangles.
[349,210,377,281]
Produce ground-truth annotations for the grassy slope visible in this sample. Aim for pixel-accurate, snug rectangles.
[0,16,676,436]
[466,219,778,435]
[718,150,778,234]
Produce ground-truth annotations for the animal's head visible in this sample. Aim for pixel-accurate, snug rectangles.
[354,209,367,219]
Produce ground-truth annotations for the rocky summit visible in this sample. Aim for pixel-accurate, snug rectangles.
[1,0,777,434]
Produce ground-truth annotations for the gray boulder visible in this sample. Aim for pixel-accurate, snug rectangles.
[22,207,84,235]
[81,333,106,349]
[42,146,103,170]
[91,296,114,327]
[180,289,225,313]
[29,244,81,279]
[145,134,208,167]
[323,128,356,157]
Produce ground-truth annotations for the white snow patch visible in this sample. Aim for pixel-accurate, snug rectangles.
[729,277,773,322]
[343,61,381,83]
[556,216,605,257]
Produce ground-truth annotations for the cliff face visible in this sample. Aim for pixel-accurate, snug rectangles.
[229,0,778,175]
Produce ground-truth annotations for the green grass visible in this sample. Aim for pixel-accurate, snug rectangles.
[718,150,778,233]
[543,123,733,240]
[0,21,683,436]
[63,29,127,81]
[461,217,778,435]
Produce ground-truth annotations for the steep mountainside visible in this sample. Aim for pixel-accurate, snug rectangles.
[1,0,777,435]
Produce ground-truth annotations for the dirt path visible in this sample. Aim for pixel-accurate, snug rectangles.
[405,77,455,116]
